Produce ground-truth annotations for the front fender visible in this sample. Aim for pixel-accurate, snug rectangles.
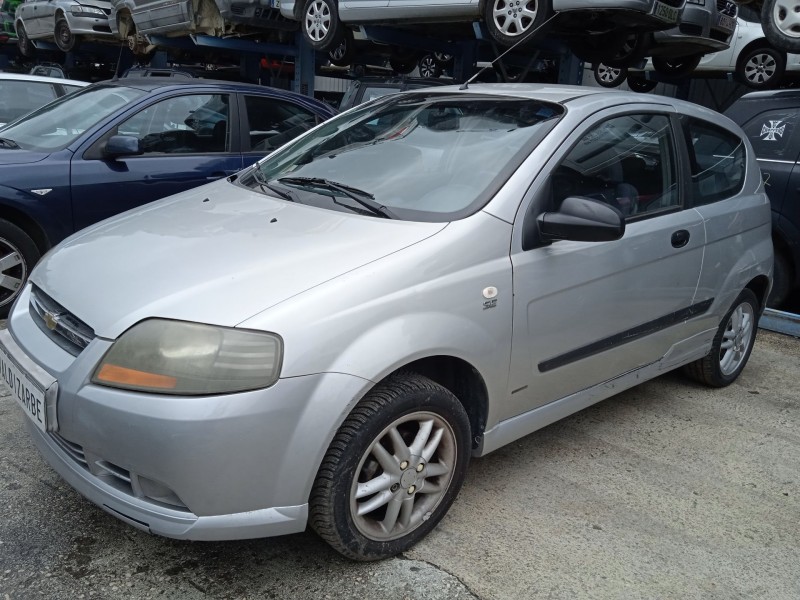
[0,184,72,247]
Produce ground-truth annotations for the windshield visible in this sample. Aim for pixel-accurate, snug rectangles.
[0,84,147,152]
[250,92,563,221]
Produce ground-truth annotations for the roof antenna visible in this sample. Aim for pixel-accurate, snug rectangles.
[112,41,125,80]
[460,12,559,90]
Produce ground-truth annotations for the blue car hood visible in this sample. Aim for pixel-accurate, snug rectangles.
[0,150,50,166]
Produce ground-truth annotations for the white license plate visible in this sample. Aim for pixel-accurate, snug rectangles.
[718,14,736,31]
[0,337,48,432]
[653,1,679,23]
[271,0,280,8]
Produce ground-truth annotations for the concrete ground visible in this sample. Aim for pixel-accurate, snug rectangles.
[0,328,798,600]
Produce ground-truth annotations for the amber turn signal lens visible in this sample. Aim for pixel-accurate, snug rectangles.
[95,364,178,390]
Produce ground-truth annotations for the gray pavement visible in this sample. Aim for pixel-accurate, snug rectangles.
[1,328,798,600]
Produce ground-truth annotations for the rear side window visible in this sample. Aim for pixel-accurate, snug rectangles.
[685,119,746,206]
[741,109,800,162]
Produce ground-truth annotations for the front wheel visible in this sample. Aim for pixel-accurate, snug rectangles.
[594,63,627,88]
[327,27,354,66]
[683,289,759,388]
[302,0,341,51]
[627,74,657,93]
[761,0,800,54]
[54,18,79,53]
[0,219,41,318]
[418,54,442,78]
[309,372,471,561]
[483,0,551,47]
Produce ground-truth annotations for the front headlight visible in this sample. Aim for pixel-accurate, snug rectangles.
[70,4,105,15]
[92,319,282,395]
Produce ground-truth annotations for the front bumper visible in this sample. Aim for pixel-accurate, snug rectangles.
[5,286,370,540]
[554,0,686,29]
[64,13,115,37]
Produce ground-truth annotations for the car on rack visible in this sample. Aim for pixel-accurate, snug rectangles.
[282,0,687,67]
[0,72,87,127]
[595,4,800,90]
[14,0,117,54]
[725,88,800,307]
[0,78,335,316]
[0,84,771,562]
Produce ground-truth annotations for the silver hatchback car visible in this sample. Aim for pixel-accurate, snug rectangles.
[1,85,772,561]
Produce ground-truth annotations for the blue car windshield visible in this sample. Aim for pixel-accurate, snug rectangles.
[253,92,564,222]
[0,84,147,152]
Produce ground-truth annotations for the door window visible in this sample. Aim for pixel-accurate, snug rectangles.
[741,109,800,161]
[114,94,231,154]
[551,114,679,219]
[243,95,320,152]
[685,118,746,205]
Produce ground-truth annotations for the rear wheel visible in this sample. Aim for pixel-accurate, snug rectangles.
[328,27,354,66]
[54,17,79,53]
[0,219,41,318]
[736,46,786,89]
[310,372,471,561]
[418,54,442,78]
[652,53,703,77]
[16,22,35,57]
[594,63,627,88]
[627,74,657,93]
[302,0,341,51]
[683,289,759,388]
[483,0,551,47]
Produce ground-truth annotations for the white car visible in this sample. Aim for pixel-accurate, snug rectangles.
[0,72,87,128]
[596,5,800,89]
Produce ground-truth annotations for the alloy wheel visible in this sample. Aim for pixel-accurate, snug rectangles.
[0,237,27,309]
[719,302,755,376]
[744,51,778,84]
[597,64,623,85]
[305,0,331,43]
[773,0,800,39]
[491,0,539,37]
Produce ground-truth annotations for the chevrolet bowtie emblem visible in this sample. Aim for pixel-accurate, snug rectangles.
[43,310,61,331]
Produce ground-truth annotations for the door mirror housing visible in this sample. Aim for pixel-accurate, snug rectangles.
[537,196,625,243]
[103,135,143,159]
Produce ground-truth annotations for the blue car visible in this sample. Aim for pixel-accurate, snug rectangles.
[0,78,336,316]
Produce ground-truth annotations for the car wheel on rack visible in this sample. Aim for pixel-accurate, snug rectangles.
[652,54,703,77]
[627,74,657,93]
[0,219,40,319]
[328,27,354,66]
[16,22,35,57]
[54,17,79,53]
[761,0,800,54]
[683,289,759,388]
[594,63,628,88]
[302,0,342,51]
[736,45,786,89]
[418,54,442,78]
[483,0,551,47]
[309,372,471,561]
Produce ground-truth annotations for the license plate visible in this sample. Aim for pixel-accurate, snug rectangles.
[653,1,679,23]
[271,0,280,8]
[0,333,50,432]
[718,14,735,31]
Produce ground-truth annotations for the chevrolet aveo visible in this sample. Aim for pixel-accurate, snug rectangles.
[0,85,772,561]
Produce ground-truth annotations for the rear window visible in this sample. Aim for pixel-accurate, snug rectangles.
[685,118,746,206]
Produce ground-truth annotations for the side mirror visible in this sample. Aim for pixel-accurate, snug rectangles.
[103,135,142,159]
[537,196,625,243]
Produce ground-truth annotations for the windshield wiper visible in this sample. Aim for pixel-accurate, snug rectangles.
[278,177,396,219]
[251,168,298,203]
[0,137,20,149]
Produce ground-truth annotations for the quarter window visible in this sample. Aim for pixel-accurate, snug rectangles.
[741,109,800,161]
[552,114,679,219]
[685,119,746,205]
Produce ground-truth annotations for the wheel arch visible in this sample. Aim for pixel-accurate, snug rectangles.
[735,39,786,69]
[746,274,771,312]
[0,203,51,255]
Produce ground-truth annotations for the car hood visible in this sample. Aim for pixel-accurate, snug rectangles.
[0,149,50,165]
[32,180,447,339]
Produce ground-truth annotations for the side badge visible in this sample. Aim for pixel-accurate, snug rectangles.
[31,189,52,196]
[483,286,498,310]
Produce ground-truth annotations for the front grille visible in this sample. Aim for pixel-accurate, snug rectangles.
[718,0,738,16]
[680,23,703,36]
[49,431,190,511]
[29,286,95,356]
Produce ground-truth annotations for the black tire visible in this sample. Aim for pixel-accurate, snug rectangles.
[309,372,471,561]
[483,0,551,47]
[604,33,650,69]
[627,74,657,93]
[0,219,41,318]
[767,249,793,308]
[652,54,703,77]
[736,45,786,89]
[683,289,760,388]
[16,22,35,58]
[327,27,354,66]
[594,63,628,88]
[302,0,342,51]
[54,17,79,53]
[418,54,442,78]
[761,0,800,54]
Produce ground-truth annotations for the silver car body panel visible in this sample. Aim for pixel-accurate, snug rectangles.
[16,0,115,41]
[4,85,773,540]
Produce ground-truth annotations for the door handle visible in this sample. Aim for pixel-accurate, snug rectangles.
[671,229,690,248]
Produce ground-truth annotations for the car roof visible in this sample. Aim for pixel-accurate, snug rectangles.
[0,72,88,86]
[723,88,800,121]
